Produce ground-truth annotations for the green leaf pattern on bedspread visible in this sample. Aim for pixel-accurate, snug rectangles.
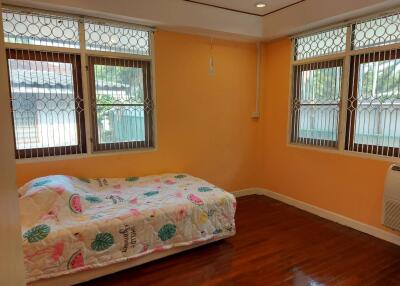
[174,174,186,179]
[85,195,102,203]
[198,187,213,192]
[144,191,159,197]
[23,224,50,243]
[79,178,91,183]
[158,224,177,241]
[126,177,139,182]
[32,180,51,187]
[91,233,114,251]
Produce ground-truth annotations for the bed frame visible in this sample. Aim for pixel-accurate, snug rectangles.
[28,236,228,286]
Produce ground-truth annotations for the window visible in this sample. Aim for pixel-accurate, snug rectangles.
[7,50,85,159]
[2,7,154,159]
[291,60,342,147]
[88,57,153,151]
[291,10,400,158]
[346,50,400,156]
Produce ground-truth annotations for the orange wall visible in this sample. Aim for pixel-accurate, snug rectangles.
[16,30,258,190]
[258,37,396,232]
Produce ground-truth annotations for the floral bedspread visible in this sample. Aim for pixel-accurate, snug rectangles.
[19,173,236,283]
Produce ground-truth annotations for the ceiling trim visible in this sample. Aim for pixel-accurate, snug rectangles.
[183,0,306,17]
[263,0,306,16]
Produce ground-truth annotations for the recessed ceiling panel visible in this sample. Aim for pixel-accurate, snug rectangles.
[184,0,304,16]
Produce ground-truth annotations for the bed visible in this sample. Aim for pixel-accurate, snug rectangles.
[19,173,236,285]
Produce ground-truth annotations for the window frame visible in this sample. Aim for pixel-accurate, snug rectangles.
[6,49,86,159]
[345,49,400,157]
[289,8,400,159]
[291,59,343,148]
[87,56,154,152]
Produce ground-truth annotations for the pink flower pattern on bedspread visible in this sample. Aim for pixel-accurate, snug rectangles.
[19,173,236,283]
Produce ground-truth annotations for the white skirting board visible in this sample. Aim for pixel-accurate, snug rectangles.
[233,188,400,246]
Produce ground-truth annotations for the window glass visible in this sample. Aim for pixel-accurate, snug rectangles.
[295,27,347,60]
[88,57,152,151]
[7,50,85,158]
[353,14,400,50]
[85,22,150,55]
[348,53,400,154]
[291,61,343,146]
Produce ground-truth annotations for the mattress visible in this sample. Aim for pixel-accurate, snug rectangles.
[19,173,236,283]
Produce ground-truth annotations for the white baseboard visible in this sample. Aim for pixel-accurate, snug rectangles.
[233,188,400,246]
[231,188,266,198]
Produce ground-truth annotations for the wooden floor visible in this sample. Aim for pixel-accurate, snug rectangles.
[80,195,400,286]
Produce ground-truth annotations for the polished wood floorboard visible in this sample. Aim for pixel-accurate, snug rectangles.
[80,195,400,286]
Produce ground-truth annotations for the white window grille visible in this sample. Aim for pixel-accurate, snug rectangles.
[2,8,79,48]
[353,12,400,50]
[85,20,150,55]
[294,27,347,60]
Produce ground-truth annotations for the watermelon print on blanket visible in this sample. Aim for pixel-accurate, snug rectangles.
[69,194,83,213]
[67,250,84,269]
[18,173,236,283]
[187,193,204,205]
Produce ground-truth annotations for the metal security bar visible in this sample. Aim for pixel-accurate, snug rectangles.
[6,49,86,159]
[88,56,153,151]
[85,20,150,56]
[291,60,343,147]
[294,27,347,61]
[346,50,400,157]
[2,8,79,48]
[2,6,154,159]
[353,11,400,50]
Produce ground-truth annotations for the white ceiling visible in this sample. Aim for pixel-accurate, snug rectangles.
[4,0,400,41]
[184,0,301,16]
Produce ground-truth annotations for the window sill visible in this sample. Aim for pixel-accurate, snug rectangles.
[287,142,400,163]
[15,147,157,164]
